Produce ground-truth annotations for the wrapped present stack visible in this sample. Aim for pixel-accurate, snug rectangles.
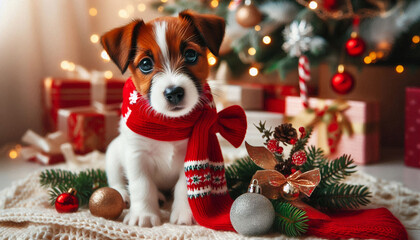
[285,96,380,165]
[42,66,124,155]
[43,76,124,131]
[405,87,420,168]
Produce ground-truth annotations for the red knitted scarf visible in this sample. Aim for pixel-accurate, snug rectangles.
[121,78,407,239]
[121,78,247,230]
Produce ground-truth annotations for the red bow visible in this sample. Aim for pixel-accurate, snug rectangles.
[210,105,247,148]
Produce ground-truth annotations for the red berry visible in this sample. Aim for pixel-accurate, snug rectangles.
[290,138,297,145]
[291,168,297,174]
[267,139,278,153]
[276,146,284,154]
[292,150,307,166]
[299,127,305,133]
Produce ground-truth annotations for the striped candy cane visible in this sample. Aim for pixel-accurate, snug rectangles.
[298,55,310,108]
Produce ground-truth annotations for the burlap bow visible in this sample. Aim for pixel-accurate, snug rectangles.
[289,100,353,155]
[252,169,320,200]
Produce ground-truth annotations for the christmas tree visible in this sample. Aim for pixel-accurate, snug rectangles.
[155,0,420,79]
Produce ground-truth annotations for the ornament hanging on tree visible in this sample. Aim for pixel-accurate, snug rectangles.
[345,33,366,57]
[230,179,275,236]
[345,18,366,57]
[89,187,125,220]
[235,0,262,28]
[331,65,355,94]
[55,188,79,213]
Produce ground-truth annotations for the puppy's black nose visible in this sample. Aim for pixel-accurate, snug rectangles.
[164,86,185,105]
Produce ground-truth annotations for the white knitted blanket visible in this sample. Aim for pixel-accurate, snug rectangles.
[0,166,419,240]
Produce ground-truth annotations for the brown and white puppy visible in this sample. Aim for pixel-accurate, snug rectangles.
[101,11,225,227]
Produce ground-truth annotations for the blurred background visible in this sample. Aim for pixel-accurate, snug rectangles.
[0,0,420,168]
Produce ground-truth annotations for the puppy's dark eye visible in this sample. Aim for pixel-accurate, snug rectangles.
[184,49,198,64]
[138,57,154,74]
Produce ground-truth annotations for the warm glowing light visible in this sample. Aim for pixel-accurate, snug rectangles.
[104,71,113,79]
[248,47,256,56]
[119,9,129,18]
[249,67,259,76]
[161,0,168,2]
[67,62,76,71]
[158,6,164,12]
[396,65,404,73]
[337,64,345,73]
[207,52,217,66]
[90,34,99,43]
[9,150,18,159]
[210,0,219,8]
[309,1,318,9]
[412,35,420,44]
[61,60,70,70]
[101,50,110,62]
[369,52,377,60]
[377,51,384,59]
[364,56,372,64]
[89,8,97,16]
[137,3,146,12]
[262,36,271,45]
[254,25,261,31]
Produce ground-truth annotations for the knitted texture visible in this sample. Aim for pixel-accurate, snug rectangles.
[121,78,247,230]
[307,208,408,240]
[0,167,418,240]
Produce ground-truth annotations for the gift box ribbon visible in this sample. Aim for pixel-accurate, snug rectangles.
[289,100,353,155]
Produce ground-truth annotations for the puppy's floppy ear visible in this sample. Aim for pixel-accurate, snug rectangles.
[101,20,144,74]
[179,10,225,57]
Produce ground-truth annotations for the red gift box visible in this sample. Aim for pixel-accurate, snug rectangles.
[405,88,420,168]
[43,77,124,131]
[285,96,380,165]
[58,106,120,154]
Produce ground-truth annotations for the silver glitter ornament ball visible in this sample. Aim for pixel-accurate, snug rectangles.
[230,192,275,236]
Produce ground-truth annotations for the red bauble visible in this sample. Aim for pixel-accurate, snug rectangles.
[345,36,366,57]
[55,188,79,213]
[292,150,307,166]
[331,71,355,94]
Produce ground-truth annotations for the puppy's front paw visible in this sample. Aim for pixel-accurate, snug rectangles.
[170,205,195,225]
[113,187,130,208]
[123,210,161,227]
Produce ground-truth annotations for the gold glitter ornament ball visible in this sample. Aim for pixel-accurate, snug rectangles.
[89,187,124,220]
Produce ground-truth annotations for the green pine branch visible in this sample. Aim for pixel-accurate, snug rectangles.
[40,169,77,188]
[226,157,262,199]
[254,121,274,144]
[40,169,108,207]
[301,145,327,172]
[319,154,356,187]
[272,200,309,237]
[306,183,371,210]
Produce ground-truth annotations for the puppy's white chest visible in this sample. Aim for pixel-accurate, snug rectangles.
[121,122,188,190]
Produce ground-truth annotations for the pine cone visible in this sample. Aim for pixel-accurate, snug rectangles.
[274,123,297,144]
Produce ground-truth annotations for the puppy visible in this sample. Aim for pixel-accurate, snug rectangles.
[101,10,225,227]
